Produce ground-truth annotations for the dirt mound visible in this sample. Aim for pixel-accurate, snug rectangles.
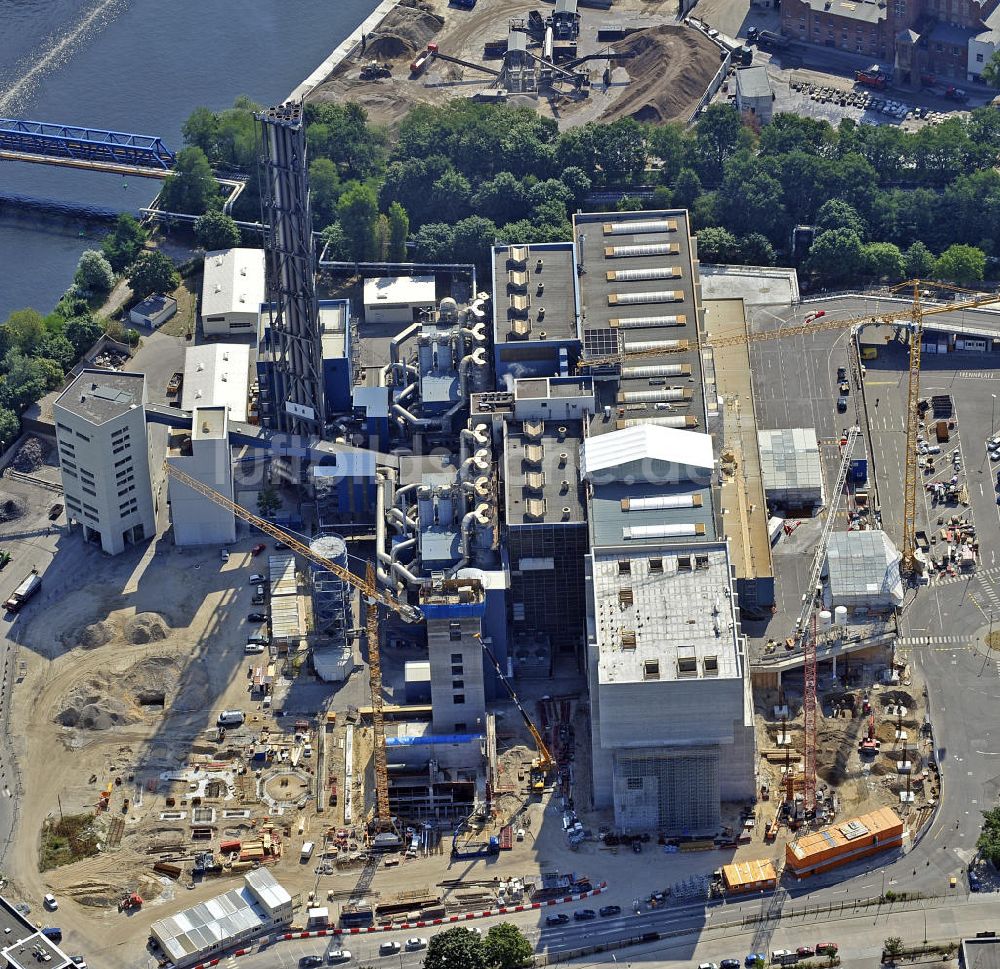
[367,0,444,61]
[76,620,118,650]
[0,496,27,522]
[11,437,45,472]
[879,689,915,708]
[123,612,170,644]
[55,654,184,732]
[600,26,722,124]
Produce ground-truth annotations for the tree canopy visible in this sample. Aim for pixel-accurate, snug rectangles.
[129,251,180,298]
[195,210,241,251]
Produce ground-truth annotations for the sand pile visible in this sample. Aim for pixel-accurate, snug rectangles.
[55,654,184,732]
[124,612,170,644]
[600,26,722,124]
[75,620,118,650]
[0,496,26,522]
[366,0,444,60]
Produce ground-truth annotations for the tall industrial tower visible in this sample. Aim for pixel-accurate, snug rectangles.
[257,102,326,436]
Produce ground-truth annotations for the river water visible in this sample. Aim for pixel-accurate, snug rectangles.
[0,0,377,321]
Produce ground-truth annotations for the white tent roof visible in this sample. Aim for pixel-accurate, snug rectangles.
[580,424,714,480]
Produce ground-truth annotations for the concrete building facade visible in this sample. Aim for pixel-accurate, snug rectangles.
[201,248,266,336]
[363,276,436,324]
[166,407,237,546]
[735,65,774,124]
[54,370,157,555]
[420,579,488,735]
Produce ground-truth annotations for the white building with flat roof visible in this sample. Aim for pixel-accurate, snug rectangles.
[585,542,755,834]
[363,275,435,324]
[54,370,157,556]
[150,869,292,968]
[181,343,250,422]
[201,248,266,336]
[166,407,236,546]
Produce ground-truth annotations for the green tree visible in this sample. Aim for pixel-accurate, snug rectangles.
[374,213,391,261]
[904,241,936,279]
[0,406,18,449]
[805,228,865,283]
[129,251,180,298]
[976,806,1000,866]
[452,216,499,278]
[483,922,532,969]
[474,172,528,224]
[414,223,456,262]
[387,202,409,261]
[672,168,703,209]
[73,250,115,299]
[0,352,62,414]
[431,170,473,224]
[935,243,986,284]
[863,242,905,281]
[646,122,688,184]
[159,146,220,215]
[696,227,739,262]
[595,118,647,183]
[320,222,351,261]
[2,309,46,353]
[737,232,776,266]
[559,166,592,207]
[195,210,241,251]
[336,181,379,261]
[883,936,905,962]
[309,157,342,229]
[693,104,745,185]
[182,105,220,156]
[424,927,488,969]
[64,315,104,356]
[35,335,76,370]
[257,486,281,518]
[101,213,147,272]
[815,199,867,239]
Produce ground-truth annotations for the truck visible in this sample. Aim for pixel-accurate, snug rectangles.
[4,569,40,613]
[855,65,891,89]
[935,420,950,443]
[451,833,501,859]
[755,29,789,50]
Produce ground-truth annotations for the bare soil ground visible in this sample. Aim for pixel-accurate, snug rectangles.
[599,26,723,124]
[306,0,701,130]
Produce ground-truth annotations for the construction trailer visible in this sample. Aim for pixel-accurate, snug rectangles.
[785,806,903,877]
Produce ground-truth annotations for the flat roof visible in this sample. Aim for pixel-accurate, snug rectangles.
[589,478,715,548]
[574,209,707,438]
[787,807,903,863]
[702,298,773,584]
[192,405,228,441]
[492,241,579,344]
[581,424,714,480]
[961,938,1000,969]
[182,343,250,423]
[320,300,349,360]
[244,867,292,912]
[736,65,772,98]
[825,530,904,605]
[150,884,265,964]
[0,895,72,969]
[202,248,266,319]
[800,0,885,23]
[268,553,298,597]
[590,542,742,685]
[363,275,435,308]
[55,369,145,425]
[504,419,587,526]
[133,293,177,314]
[759,428,823,492]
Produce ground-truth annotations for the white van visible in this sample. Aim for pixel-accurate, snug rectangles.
[301,841,315,862]
[245,643,265,655]
[218,710,245,727]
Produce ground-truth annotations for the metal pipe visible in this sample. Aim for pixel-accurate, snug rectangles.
[447,510,479,577]
[390,321,421,365]
[375,473,392,584]
[392,402,445,430]
[388,506,418,532]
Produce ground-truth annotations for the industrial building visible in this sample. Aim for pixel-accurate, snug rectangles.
[149,869,292,968]
[758,427,825,511]
[129,293,177,329]
[585,542,755,833]
[181,343,251,422]
[735,65,774,124]
[54,370,158,555]
[722,858,778,894]
[201,248,266,336]
[824,530,904,612]
[166,407,237,546]
[785,807,903,877]
[363,275,436,324]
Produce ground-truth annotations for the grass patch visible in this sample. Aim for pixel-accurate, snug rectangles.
[39,813,101,871]
[159,272,200,339]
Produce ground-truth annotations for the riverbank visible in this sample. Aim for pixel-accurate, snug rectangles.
[288,0,401,101]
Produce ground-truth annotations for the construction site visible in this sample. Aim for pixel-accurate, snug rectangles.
[6,70,1000,969]
[307,0,724,127]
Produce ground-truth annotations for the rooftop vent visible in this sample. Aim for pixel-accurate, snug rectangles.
[618,560,631,575]
[561,506,571,520]
[703,655,719,676]
[643,659,660,681]
[649,558,663,574]
[558,452,568,467]
[618,588,633,607]
[677,655,698,677]
[621,630,636,649]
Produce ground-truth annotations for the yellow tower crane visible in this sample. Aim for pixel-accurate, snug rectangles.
[577,280,1000,573]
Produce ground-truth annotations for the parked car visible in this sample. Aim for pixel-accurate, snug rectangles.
[251,543,266,556]
[0,549,10,570]
[405,938,427,951]
[574,909,597,921]
[837,366,847,381]
[300,958,323,968]
[722,960,742,969]
[746,954,766,967]
[244,643,265,655]
[378,941,402,956]
[252,594,266,605]
[815,944,838,956]
[42,895,57,911]
[969,871,982,892]
[545,913,569,926]
[796,948,815,958]
[837,395,848,412]
[48,503,63,521]
[69,958,87,969]
[599,905,622,917]
[249,573,265,584]
[327,951,351,964]
[698,963,719,969]
[247,612,267,623]
[220,548,230,562]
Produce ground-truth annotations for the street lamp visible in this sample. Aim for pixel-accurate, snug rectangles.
[992,394,997,436]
